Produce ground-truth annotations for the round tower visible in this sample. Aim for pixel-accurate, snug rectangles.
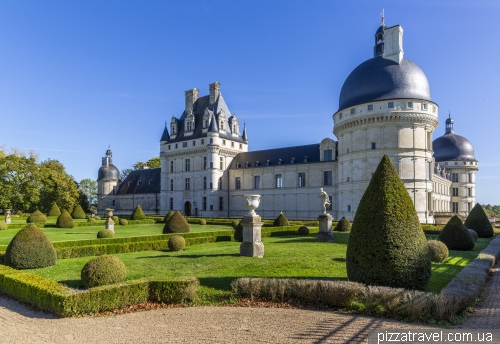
[97,147,120,212]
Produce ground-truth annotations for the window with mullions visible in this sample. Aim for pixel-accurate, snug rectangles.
[323,171,332,186]
[298,173,306,187]
[185,159,190,172]
[275,174,283,188]
[324,149,332,161]
[185,178,190,191]
[235,177,241,190]
[254,176,261,189]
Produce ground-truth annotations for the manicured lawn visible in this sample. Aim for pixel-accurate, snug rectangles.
[27,232,491,298]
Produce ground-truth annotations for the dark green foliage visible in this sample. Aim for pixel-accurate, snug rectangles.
[297,226,310,235]
[97,229,114,239]
[468,229,478,242]
[427,240,449,263]
[439,215,475,251]
[94,215,101,220]
[164,210,174,223]
[163,211,190,233]
[47,203,61,217]
[112,215,119,223]
[80,255,126,288]
[0,222,7,230]
[119,219,128,226]
[234,220,243,242]
[464,203,494,238]
[71,204,86,219]
[131,204,146,220]
[346,155,431,290]
[4,224,57,269]
[56,210,74,228]
[26,210,47,224]
[231,219,239,228]
[168,235,186,251]
[273,212,290,226]
[335,216,351,232]
[87,218,96,224]
[199,219,206,225]
[16,210,23,216]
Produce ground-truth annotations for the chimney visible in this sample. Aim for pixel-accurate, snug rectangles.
[209,81,221,105]
[383,25,404,64]
[185,88,199,113]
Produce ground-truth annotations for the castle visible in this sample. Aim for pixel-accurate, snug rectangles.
[97,19,478,223]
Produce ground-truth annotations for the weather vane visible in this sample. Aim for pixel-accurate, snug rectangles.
[381,9,385,25]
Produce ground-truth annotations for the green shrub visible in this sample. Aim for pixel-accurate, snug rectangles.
[335,216,351,232]
[297,226,309,235]
[56,210,74,228]
[97,229,114,239]
[71,204,86,219]
[87,218,96,224]
[119,219,128,226]
[26,210,47,224]
[231,219,239,228]
[468,229,478,242]
[163,211,190,234]
[168,235,186,251]
[273,212,290,226]
[427,240,449,263]
[346,155,431,290]
[439,215,475,251]
[47,203,61,217]
[4,224,57,269]
[16,210,23,216]
[80,255,126,288]
[0,222,7,230]
[164,210,174,223]
[131,204,146,220]
[112,215,119,223]
[464,203,494,238]
[234,220,243,242]
[199,219,206,225]
[94,215,101,220]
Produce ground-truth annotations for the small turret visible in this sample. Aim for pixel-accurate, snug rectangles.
[242,123,248,142]
[160,121,170,142]
[208,113,219,133]
[445,114,454,134]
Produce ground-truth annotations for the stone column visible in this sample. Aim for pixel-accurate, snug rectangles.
[240,195,264,258]
[4,209,11,224]
[105,208,115,232]
[317,214,334,242]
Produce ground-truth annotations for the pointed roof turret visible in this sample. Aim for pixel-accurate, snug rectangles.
[242,122,248,141]
[208,113,219,133]
[160,121,170,141]
[106,145,112,157]
[445,112,454,134]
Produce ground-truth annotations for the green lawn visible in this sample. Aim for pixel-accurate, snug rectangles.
[27,232,492,298]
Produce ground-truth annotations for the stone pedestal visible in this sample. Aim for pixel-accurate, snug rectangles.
[317,214,334,242]
[240,215,264,258]
[4,209,11,224]
[105,208,115,232]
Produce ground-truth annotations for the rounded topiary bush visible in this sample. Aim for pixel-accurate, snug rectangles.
[56,210,75,228]
[164,210,174,223]
[94,215,101,220]
[47,202,61,217]
[87,217,96,224]
[112,215,119,223]
[97,229,114,239]
[297,226,310,235]
[16,210,23,216]
[464,203,494,238]
[468,228,478,242]
[335,216,351,232]
[131,204,146,220]
[234,220,243,242]
[163,211,190,233]
[26,210,47,224]
[427,240,449,263]
[71,204,86,219]
[81,255,126,288]
[0,222,7,230]
[231,219,239,228]
[119,219,128,226]
[439,215,475,251]
[4,224,57,269]
[273,212,290,226]
[346,155,431,290]
[199,219,206,225]
[168,235,186,251]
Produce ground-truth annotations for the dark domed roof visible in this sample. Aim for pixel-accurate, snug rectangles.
[338,56,431,111]
[433,117,475,162]
[98,164,120,181]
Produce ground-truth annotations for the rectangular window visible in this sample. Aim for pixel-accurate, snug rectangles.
[112,185,116,195]
[219,197,223,211]
[210,182,213,189]
[323,171,332,186]
[452,173,459,182]
[298,172,306,187]
[203,157,207,170]
[371,142,376,150]
[324,149,333,161]
[168,144,171,150]
[210,161,213,169]
[339,113,342,119]
[407,101,413,108]
[170,161,174,173]
[468,202,472,212]
[193,140,196,146]
[468,188,472,197]
[210,204,213,211]
[347,205,351,212]
[468,173,472,183]
[203,176,207,190]
[422,103,428,110]
[175,144,178,149]
[169,198,173,210]
[239,143,242,149]
[182,142,187,147]
[326,196,333,211]
[185,178,190,191]
[347,177,350,182]
[222,140,226,146]
[254,176,261,189]
[235,177,241,190]
[185,158,190,172]
[201,139,204,144]
[202,197,207,211]
[112,199,115,206]
[388,102,394,108]
[367,104,373,111]
[218,177,222,190]
[452,202,459,213]
[170,179,174,191]
[275,174,283,188]
[220,157,223,170]
[452,188,458,196]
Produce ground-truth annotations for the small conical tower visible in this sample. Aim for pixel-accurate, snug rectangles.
[374,11,387,57]
[97,146,120,213]
[242,123,248,142]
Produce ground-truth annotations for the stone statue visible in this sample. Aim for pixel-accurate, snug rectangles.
[318,188,331,214]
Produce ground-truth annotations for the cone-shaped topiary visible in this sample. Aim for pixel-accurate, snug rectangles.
[163,211,190,233]
[26,210,47,224]
[71,204,86,219]
[427,240,449,263]
[464,203,494,238]
[468,228,478,242]
[234,220,243,242]
[335,216,351,232]
[346,155,431,290]
[439,215,475,251]
[297,226,310,235]
[97,229,114,238]
[273,212,290,226]
[81,255,126,288]
[4,224,57,269]
[168,235,186,251]
[47,202,61,217]
[164,210,174,223]
[56,210,74,228]
[131,204,146,220]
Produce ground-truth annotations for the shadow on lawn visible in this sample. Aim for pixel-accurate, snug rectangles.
[134,252,240,260]
[58,279,82,289]
[198,277,239,290]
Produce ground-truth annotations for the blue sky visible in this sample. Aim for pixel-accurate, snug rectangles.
[0,0,499,205]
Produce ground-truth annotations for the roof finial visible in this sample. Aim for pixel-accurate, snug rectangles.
[448,111,451,118]
[381,9,385,25]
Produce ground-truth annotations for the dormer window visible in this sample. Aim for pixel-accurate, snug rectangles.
[255,161,259,167]
[350,108,355,115]
[388,102,394,108]
[291,157,295,164]
[407,102,413,108]
[278,159,282,165]
[245,162,250,168]
[304,156,309,163]
[367,104,373,111]
[138,180,142,185]
[266,160,270,166]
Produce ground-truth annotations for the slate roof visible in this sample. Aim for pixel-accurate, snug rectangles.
[116,168,161,195]
[229,144,329,169]
[433,134,476,162]
[98,164,120,181]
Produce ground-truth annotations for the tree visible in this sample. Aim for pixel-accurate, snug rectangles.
[79,178,97,209]
[120,168,133,180]
[39,159,79,212]
[346,155,431,290]
[132,157,161,170]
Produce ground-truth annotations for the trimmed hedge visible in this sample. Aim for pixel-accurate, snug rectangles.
[335,216,351,232]
[163,211,190,234]
[199,219,206,225]
[297,226,310,236]
[234,220,243,242]
[81,255,127,288]
[168,235,185,251]
[273,213,290,226]
[71,205,86,219]
[427,240,449,263]
[56,210,75,228]
[119,219,129,226]
[464,203,494,238]
[97,229,114,239]
[131,204,146,220]
[26,210,47,224]
[47,203,61,217]
[439,215,475,251]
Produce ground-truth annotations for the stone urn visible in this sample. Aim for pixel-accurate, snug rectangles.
[244,195,261,216]
[4,209,11,224]
[105,208,115,231]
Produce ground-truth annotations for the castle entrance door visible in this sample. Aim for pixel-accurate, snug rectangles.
[184,201,192,216]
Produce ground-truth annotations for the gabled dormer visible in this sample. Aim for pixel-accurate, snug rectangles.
[184,110,195,136]
[229,114,240,136]
[218,109,226,133]
[202,108,213,133]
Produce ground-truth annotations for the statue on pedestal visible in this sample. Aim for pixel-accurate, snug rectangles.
[318,188,331,215]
